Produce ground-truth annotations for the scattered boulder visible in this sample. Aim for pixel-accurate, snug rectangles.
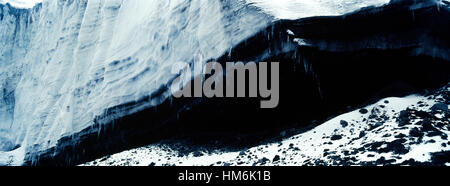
[370,122,383,130]
[193,151,203,157]
[419,118,435,131]
[431,103,448,112]
[375,157,396,165]
[258,157,270,165]
[395,133,407,139]
[382,139,409,155]
[330,135,343,141]
[359,109,369,114]
[273,155,281,162]
[409,127,423,138]
[430,151,450,166]
[239,151,246,156]
[359,131,366,138]
[340,120,349,128]
[397,110,411,126]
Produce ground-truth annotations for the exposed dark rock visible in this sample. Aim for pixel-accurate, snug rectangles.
[409,127,423,138]
[193,151,203,157]
[414,110,432,119]
[239,151,246,156]
[395,133,407,139]
[340,120,349,128]
[365,142,384,152]
[426,129,444,138]
[430,151,450,166]
[330,135,343,141]
[359,131,366,138]
[364,139,409,155]
[258,157,270,165]
[273,155,280,162]
[375,157,396,165]
[370,122,383,130]
[359,109,369,114]
[381,139,409,155]
[431,103,448,112]
[399,159,426,166]
[441,134,448,140]
[419,118,435,132]
[397,110,411,126]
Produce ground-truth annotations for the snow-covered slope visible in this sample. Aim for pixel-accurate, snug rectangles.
[0,0,272,165]
[82,84,450,166]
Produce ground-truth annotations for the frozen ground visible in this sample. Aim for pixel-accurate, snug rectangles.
[82,85,450,166]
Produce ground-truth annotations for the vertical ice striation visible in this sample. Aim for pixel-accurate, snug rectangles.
[0,0,272,165]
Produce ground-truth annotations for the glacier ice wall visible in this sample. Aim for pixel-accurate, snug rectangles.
[0,0,271,165]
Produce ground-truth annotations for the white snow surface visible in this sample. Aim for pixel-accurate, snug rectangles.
[246,0,390,19]
[82,90,450,166]
[0,0,272,165]
[247,0,450,20]
[0,0,42,9]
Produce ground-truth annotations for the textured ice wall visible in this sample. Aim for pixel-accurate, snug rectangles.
[0,0,271,165]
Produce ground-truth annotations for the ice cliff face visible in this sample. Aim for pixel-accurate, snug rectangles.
[0,0,272,165]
